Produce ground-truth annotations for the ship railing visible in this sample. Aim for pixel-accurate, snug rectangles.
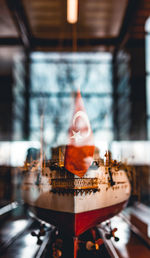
[51,178,99,190]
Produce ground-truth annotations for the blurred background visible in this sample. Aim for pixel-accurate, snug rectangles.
[0,1,150,255]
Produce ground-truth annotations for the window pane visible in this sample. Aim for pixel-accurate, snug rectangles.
[145,34,150,73]
[146,76,150,116]
[29,52,113,150]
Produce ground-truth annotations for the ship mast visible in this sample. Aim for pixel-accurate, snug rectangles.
[40,113,44,171]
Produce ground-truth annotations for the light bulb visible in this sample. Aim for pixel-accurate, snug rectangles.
[67,0,78,24]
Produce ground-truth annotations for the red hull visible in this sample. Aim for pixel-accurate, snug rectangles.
[30,201,127,236]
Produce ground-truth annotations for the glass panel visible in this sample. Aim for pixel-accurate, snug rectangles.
[145,16,150,33]
[147,119,150,140]
[29,52,113,154]
[30,52,112,94]
[145,34,150,73]
[146,76,150,116]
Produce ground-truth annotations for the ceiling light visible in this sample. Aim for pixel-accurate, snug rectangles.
[67,0,78,24]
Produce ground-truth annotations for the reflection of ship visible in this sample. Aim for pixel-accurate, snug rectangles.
[22,146,131,237]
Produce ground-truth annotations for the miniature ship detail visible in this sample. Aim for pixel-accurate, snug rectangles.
[22,146,131,236]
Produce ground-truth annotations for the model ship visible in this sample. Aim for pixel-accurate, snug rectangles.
[22,90,131,237]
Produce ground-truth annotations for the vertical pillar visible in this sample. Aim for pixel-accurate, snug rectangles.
[24,51,30,140]
[112,53,119,140]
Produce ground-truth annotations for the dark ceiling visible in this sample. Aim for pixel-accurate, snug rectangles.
[23,0,127,39]
[0,0,150,52]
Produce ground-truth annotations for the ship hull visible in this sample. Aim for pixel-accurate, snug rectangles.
[29,200,127,236]
[22,166,131,236]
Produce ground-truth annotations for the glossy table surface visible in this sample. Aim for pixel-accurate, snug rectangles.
[0,202,150,258]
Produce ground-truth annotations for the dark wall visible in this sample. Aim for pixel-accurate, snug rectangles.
[113,43,147,140]
[0,75,13,140]
[0,47,28,141]
[129,45,147,140]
